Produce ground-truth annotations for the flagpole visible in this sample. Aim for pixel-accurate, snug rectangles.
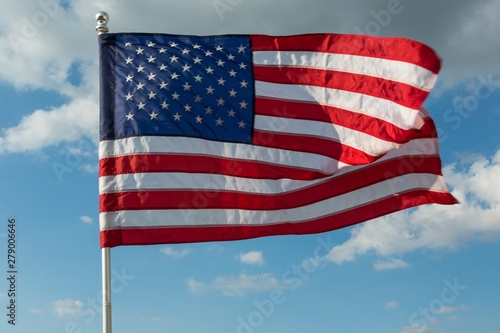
[102,247,112,333]
[96,11,111,333]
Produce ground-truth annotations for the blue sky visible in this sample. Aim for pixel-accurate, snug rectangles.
[0,1,499,333]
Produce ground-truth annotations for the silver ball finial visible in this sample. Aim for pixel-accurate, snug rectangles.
[95,11,109,35]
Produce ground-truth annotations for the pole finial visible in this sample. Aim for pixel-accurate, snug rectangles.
[96,11,109,35]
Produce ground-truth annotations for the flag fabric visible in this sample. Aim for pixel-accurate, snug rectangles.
[98,33,457,248]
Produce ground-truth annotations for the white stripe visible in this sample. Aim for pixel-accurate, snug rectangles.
[99,136,438,178]
[99,172,320,195]
[100,173,449,230]
[255,115,397,157]
[255,81,424,130]
[99,137,439,195]
[252,51,437,91]
[99,136,350,175]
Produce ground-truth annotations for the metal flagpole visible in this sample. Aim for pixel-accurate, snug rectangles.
[101,247,112,333]
[95,11,111,333]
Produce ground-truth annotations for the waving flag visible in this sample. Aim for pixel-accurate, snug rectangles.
[98,33,457,248]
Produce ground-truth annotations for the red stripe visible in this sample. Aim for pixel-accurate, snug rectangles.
[253,129,377,165]
[99,154,330,179]
[253,66,428,110]
[250,34,441,74]
[255,98,435,143]
[100,190,457,247]
[100,156,444,212]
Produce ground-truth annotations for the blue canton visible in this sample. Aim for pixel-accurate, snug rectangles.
[113,34,254,143]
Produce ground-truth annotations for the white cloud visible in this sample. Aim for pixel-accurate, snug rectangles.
[0,98,98,153]
[30,308,43,314]
[374,259,410,271]
[52,299,82,317]
[186,278,208,294]
[188,273,292,297]
[0,99,99,153]
[79,215,92,224]
[159,247,191,259]
[237,251,265,265]
[327,150,500,264]
[435,304,467,314]
[385,301,399,309]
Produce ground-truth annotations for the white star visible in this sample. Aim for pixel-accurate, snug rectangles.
[148,91,157,99]
[136,82,145,90]
[183,82,192,91]
[182,64,191,72]
[147,41,156,47]
[194,95,203,103]
[193,57,202,64]
[159,81,168,89]
[136,47,144,54]
[170,55,179,63]
[171,92,180,100]
[137,102,146,110]
[171,73,180,80]
[150,111,159,119]
[228,89,237,97]
[228,109,236,117]
[173,112,181,121]
[238,45,246,53]
[125,92,134,101]
[193,43,201,49]
[184,104,192,112]
[217,59,225,67]
[125,57,133,64]
[205,67,214,74]
[205,106,213,114]
[239,62,247,70]
[238,120,246,128]
[206,86,214,94]
[195,115,203,123]
[147,72,156,80]
[125,74,134,82]
[215,45,224,51]
[159,48,167,53]
[161,101,169,109]
[126,112,134,120]
[147,55,156,63]
[216,118,224,126]
[194,74,203,82]
[136,65,145,72]
[240,80,248,88]
[124,42,132,47]
[217,98,225,106]
[239,100,248,109]
[159,64,167,71]
[205,50,213,57]
[170,41,179,48]
[181,48,190,55]
[217,78,226,85]
[228,69,237,77]
[227,54,235,60]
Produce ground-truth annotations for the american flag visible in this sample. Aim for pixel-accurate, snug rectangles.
[99,33,457,248]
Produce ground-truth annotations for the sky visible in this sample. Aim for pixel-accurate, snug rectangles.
[0,0,499,333]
